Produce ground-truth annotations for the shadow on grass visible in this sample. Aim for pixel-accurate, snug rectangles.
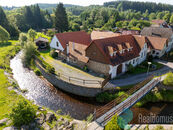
[39,48,50,54]
[0,42,12,47]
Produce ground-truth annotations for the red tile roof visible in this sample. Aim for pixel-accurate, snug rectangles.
[147,36,168,50]
[68,42,89,63]
[87,35,141,66]
[55,31,91,49]
[133,35,147,49]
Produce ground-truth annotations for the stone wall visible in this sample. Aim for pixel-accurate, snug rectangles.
[35,61,103,97]
[87,60,110,76]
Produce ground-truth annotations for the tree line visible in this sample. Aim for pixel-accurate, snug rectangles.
[104,1,173,13]
[1,1,173,40]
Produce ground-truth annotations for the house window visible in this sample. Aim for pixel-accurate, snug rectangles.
[152,50,155,54]
[141,52,143,58]
[93,52,96,55]
[113,51,117,56]
[133,59,135,64]
[156,52,159,55]
[56,42,59,47]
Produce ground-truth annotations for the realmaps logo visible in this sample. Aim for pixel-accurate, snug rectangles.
[117,109,133,129]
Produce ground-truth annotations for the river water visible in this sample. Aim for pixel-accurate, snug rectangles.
[10,52,173,123]
[10,52,100,120]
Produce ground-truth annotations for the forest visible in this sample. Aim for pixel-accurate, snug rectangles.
[1,0,173,39]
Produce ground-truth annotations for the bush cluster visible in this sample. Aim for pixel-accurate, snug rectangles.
[163,72,173,86]
[34,68,42,76]
[50,49,58,58]
[136,90,173,107]
[9,99,37,127]
[96,91,127,103]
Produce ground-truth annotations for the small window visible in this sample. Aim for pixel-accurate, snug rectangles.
[113,51,117,56]
[133,59,135,64]
[93,52,96,55]
[56,42,59,47]
[152,50,155,54]
[72,42,75,50]
[156,52,159,55]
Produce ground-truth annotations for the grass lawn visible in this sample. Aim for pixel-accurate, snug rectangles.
[0,41,20,70]
[127,61,164,75]
[0,41,24,129]
[0,69,22,120]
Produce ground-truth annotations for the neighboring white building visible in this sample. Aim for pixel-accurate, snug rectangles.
[50,31,91,52]
[50,35,64,51]
[141,27,173,50]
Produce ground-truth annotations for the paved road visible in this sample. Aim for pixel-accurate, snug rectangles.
[108,60,173,88]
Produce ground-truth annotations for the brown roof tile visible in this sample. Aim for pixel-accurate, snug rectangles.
[133,35,147,49]
[87,35,141,66]
[91,31,120,40]
[68,42,89,63]
[55,31,91,49]
[141,27,173,41]
[146,36,168,50]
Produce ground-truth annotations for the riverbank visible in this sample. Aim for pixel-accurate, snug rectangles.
[0,42,78,130]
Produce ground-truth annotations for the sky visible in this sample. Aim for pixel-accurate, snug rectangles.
[0,0,172,7]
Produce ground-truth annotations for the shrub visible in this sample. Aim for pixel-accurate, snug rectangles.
[50,49,58,58]
[34,68,42,76]
[46,65,55,74]
[96,91,127,103]
[154,125,164,130]
[19,33,27,47]
[0,25,10,42]
[9,99,37,127]
[147,55,153,62]
[105,114,121,130]
[163,72,173,86]
[127,64,135,74]
[22,41,38,67]
[96,92,113,103]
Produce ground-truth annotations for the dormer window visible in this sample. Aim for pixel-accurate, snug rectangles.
[129,47,133,51]
[113,51,117,56]
[72,42,75,50]
[108,46,114,57]
[125,42,131,52]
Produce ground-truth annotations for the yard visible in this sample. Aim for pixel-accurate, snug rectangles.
[127,61,164,75]
[40,49,104,81]
[161,49,173,62]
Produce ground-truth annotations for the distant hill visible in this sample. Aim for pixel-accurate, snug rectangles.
[2,3,81,12]
[104,1,173,13]
[38,3,80,8]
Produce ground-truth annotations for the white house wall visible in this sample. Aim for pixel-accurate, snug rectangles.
[138,43,148,64]
[109,65,117,79]
[50,36,64,51]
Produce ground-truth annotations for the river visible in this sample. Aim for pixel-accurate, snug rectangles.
[10,52,100,120]
[10,52,173,123]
